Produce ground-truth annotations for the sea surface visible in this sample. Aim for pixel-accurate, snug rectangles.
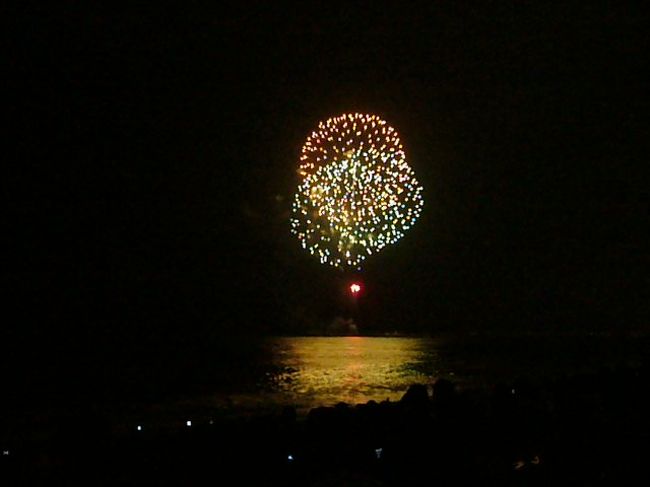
[155,334,647,421]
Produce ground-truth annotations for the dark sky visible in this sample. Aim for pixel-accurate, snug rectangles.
[4,2,647,397]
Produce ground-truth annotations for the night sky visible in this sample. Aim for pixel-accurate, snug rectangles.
[5,3,647,400]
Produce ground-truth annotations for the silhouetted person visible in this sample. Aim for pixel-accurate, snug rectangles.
[400,384,430,419]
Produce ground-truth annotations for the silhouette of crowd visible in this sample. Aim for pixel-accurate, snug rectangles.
[2,365,649,485]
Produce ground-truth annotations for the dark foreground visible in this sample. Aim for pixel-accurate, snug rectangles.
[3,366,649,486]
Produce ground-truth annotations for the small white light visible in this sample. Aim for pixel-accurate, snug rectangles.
[287,454,294,461]
[186,420,192,427]
[2,450,9,456]
[511,388,516,395]
[208,420,214,425]
[137,425,142,431]
[375,448,383,459]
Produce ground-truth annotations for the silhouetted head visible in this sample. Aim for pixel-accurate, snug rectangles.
[401,384,429,409]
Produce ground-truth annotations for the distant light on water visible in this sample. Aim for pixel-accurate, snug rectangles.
[267,337,436,409]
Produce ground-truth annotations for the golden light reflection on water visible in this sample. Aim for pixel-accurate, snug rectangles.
[267,337,441,409]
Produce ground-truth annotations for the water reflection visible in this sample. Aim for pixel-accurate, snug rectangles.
[264,337,443,409]
[144,334,646,423]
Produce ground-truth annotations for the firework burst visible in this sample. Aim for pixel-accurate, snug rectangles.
[291,113,424,269]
